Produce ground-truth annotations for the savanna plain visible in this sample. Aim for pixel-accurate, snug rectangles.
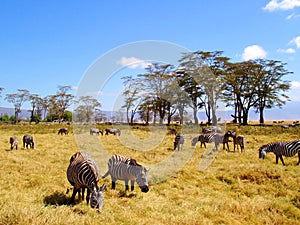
[0,123,299,225]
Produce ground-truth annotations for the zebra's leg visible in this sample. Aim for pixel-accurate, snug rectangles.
[297,153,300,165]
[69,187,78,204]
[86,188,90,205]
[125,179,129,191]
[131,180,135,191]
[111,177,117,190]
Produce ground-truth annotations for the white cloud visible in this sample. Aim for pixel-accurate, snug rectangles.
[117,56,151,69]
[290,36,300,48]
[277,48,296,53]
[288,81,300,101]
[263,0,300,12]
[242,45,267,61]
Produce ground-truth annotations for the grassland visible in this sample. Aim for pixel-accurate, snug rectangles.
[0,123,299,225]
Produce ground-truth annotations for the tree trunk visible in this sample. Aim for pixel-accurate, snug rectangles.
[259,107,265,124]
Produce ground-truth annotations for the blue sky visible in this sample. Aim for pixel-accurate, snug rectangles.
[1,0,300,118]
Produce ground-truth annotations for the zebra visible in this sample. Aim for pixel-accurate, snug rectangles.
[174,134,184,151]
[10,136,18,151]
[259,140,300,165]
[102,154,149,192]
[58,128,69,135]
[23,135,34,149]
[90,128,103,136]
[211,131,232,151]
[67,151,106,211]
[191,133,215,148]
[202,127,222,134]
[105,128,121,136]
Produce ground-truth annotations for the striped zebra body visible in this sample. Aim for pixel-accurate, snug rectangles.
[67,151,106,211]
[174,134,184,151]
[191,133,214,148]
[259,140,300,165]
[102,154,149,192]
[90,128,103,136]
[10,136,18,151]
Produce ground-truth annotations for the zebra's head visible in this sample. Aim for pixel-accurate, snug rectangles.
[191,136,199,146]
[136,167,150,193]
[90,183,106,212]
[259,145,267,159]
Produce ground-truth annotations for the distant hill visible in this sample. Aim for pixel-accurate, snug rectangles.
[0,107,31,119]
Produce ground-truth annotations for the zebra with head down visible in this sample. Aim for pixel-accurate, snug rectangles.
[102,154,149,192]
[259,140,300,166]
[10,136,18,151]
[105,128,121,136]
[67,151,106,212]
[23,135,34,149]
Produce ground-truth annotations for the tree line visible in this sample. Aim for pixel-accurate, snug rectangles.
[0,86,102,123]
[122,51,291,125]
[0,50,292,125]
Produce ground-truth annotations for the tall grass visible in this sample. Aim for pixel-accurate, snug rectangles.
[0,123,299,225]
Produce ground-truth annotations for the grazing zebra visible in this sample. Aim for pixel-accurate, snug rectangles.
[174,134,184,151]
[58,128,69,135]
[234,135,245,152]
[259,140,300,165]
[90,128,103,136]
[23,135,34,149]
[105,128,121,136]
[212,131,232,151]
[67,151,106,211]
[191,133,214,148]
[10,136,18,151]
[102,154,149,192]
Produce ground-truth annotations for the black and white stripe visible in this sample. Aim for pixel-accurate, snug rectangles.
[259,140,300,165]
[191,133,215,148]
[102,154,149,192]
[67,151,106,211]
[174,134,184,151]
[10,136,18,151]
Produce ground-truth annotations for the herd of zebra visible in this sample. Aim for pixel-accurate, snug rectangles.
[9,134,34,150]
[67,151,149,213]
[7,125,300,213]
[174,127,245,152]
[174,126,300,166]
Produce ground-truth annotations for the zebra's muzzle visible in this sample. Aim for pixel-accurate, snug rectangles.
[140,186,149,193]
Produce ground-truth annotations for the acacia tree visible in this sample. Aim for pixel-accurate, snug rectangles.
[48,86,74,121]
[138,63,176,125]
[121,76,143,125]
[5,89,30,123]
[253,59,291,124]
[179,51,227,125]
[74,96,101,122]
[29,94,43,123]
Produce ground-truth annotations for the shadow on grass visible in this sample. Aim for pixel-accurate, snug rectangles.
[43,191,71,206]
[118,191,137,198]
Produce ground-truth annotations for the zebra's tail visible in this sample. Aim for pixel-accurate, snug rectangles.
[102,170,110,178]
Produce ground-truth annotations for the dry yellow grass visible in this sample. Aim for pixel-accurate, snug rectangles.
[0,123,299,225]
